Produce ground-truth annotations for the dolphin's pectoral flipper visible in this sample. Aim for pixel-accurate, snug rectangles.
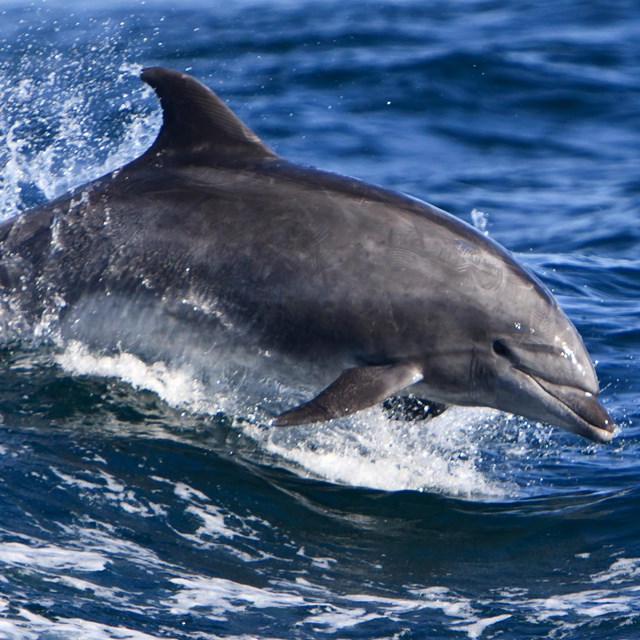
[272,362,423,427]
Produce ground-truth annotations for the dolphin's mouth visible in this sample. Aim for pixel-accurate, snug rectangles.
[517,368,615,443]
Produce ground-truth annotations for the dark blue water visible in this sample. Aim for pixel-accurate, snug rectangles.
[0,1,638,638]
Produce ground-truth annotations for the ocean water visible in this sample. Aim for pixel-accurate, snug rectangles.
[0,1,638,638]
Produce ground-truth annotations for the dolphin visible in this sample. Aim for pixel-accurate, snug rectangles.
[0,67,614,443]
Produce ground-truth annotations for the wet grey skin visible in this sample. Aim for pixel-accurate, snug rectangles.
[0,67,614,443]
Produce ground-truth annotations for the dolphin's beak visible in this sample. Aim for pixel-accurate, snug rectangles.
[522,372,615,443]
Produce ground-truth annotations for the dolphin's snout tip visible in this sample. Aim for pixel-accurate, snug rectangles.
[587,422,615,444]
[576,393,615,444]
[533,377,615,444]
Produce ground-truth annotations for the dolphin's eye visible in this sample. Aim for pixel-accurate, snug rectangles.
[493,339,513,360]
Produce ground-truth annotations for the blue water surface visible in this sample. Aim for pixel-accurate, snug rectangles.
[0,1,638,638]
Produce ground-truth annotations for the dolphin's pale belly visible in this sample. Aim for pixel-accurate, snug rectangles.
[58,289,351,420]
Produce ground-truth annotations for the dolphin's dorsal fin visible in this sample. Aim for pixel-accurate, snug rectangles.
[139,67,277,165]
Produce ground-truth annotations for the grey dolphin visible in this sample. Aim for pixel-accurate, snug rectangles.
[0,67,614,443]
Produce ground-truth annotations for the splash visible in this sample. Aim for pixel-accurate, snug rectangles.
[0,49,160,220]
[245,404,511,498]
[57,340,208,411]
[470,208,490,236]
[57,340,513,499]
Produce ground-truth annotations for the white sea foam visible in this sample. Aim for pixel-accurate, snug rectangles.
[456,614,513,639]
[296,547,337,570]
[525,589,637,621]
[1,518,638,640]
[591,557,640,585]
[0,525,498,638]
[0,541,107,573]
[166,575,497,637]
[296,586,515,637]
[168,576,309,619]
[490,561,640,632]
[0,610,167,640]
[50,465,167,519]
[154,479,270,561]
[301,606,381,632]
